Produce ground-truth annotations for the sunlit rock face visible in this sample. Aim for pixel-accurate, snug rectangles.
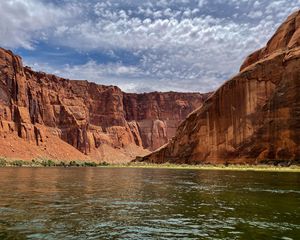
[0,49,207,162]
[123,92,209,151]
[140,10,300,165]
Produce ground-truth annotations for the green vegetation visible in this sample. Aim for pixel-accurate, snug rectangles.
[0,157,299,172]
[0,158,7,167]
[11,160,26,167]
[39,159,57,167]
[0,158,110,168]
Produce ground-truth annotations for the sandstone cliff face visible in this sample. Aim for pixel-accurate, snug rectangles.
[123,92,209,150]
[0,50,206,162]
[140,10,300,165]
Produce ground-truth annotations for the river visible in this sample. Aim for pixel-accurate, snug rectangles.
[0,168,299,239]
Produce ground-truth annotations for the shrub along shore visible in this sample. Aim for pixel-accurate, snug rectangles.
[0,158,109,167]
[0,157,299,172]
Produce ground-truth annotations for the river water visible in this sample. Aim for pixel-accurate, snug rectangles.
[0,168,299,239]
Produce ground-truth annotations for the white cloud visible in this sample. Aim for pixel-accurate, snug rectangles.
[1,0,300,93]
[198,0,207,8]
[0,0,79,49]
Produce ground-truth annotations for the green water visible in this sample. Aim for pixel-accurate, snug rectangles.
[0,168,299,239]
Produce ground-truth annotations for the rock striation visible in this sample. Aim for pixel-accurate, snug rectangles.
[0,50,207,162]
[123,92,209,151]
[139,10,300,165]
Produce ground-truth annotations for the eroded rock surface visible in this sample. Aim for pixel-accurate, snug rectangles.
[0,50,207,162]
[140,10,300,165]
[123,92,209,150]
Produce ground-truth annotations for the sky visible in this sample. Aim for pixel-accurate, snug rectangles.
[0,0,299,93]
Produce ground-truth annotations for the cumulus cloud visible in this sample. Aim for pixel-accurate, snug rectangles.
[1,0,300,93]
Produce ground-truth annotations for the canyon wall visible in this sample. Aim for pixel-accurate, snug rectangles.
[139,10,300,165]
[0,50,207,162]
[123,92,209,150]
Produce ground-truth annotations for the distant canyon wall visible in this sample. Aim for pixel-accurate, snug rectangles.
[0,49,208,162]
[123,92,209,151]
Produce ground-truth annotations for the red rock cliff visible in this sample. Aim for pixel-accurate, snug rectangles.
[0,50,207,162]
[123,92,209,150]
[140,10,300,165]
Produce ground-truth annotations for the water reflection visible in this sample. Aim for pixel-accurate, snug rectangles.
[0,168,299,239]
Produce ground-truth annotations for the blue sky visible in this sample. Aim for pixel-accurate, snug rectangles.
[0,0,299,93]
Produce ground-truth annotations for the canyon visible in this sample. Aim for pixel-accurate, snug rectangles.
[1,10,300,166]
[0,48,208,163]
[139,10,300,165]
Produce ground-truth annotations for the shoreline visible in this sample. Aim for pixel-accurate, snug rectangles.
[0,158,299,172]
[102,163,300,172]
